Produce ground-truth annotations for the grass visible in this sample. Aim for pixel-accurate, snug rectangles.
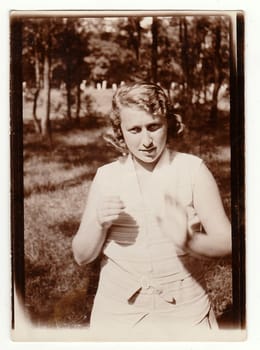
[22,89,233,329]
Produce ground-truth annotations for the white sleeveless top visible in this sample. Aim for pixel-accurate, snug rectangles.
[91,149,211,324]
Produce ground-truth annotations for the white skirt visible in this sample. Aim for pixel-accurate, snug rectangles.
[89,289,218,341]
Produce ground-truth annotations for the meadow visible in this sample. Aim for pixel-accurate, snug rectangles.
[22,88,233,329]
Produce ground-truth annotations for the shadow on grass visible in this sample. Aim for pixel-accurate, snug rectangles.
[23,111,110,133]
[217,304,236,329]
[23,172,92,198]
[52,260,101,328]
[23,118,120,198]
[53,141,119,170]
[26,258,101,328]
[48,220,80,238]
[183,105,230,146]
[24,142,120,198]
[26,216,101,327]
[23,113,111,158]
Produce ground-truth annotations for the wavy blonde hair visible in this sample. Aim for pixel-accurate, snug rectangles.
[106,82,184,154]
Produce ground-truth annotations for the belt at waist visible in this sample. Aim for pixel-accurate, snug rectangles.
[98,257,205,304]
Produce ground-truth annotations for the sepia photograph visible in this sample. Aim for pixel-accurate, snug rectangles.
[10,10,245,342]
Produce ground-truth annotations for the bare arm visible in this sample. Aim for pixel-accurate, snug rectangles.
[72,171,125,265]
[72,172,106,265]
[186,162,232,258]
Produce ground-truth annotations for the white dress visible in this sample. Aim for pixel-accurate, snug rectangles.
[87,148,218,339]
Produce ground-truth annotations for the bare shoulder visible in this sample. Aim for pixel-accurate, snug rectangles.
[97,155,128,175]
[170,150,203,168]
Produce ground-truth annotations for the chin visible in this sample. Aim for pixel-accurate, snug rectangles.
[144,157,157,163]
[140,155,160,165]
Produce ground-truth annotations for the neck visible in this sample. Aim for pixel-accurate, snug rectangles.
[132,156,158,172]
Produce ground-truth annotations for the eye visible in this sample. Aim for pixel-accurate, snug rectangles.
[128,127,141,134]
[148,123,162,132]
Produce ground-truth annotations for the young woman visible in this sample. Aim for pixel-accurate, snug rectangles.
[72,82,231,339]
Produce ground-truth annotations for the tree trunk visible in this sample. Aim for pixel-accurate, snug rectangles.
[210,81,221,125]
[210,19,222,126]
[128,17,141,62]
[65,23,72,121]
[32,51,41,133]
[75,81,81,124]
[135,18,141,62]
[66,69,72,120]
[32,89,41,133]
[41,47,52,146]
[180,17,191,102]
[151,17,158,83]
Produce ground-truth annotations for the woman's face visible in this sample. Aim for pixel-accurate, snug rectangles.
[120,106,167,170]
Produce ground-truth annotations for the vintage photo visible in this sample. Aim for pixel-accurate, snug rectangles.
[10,10,245,341]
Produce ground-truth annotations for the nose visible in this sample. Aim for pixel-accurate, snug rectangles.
[142,130,153,148]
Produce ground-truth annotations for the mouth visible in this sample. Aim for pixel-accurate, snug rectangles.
[139,147,156,154]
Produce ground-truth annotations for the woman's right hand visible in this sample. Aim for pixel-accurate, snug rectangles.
[97,196,125,229]
[157,194,189,250]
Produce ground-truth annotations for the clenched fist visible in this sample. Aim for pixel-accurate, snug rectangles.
[97,196,125,229]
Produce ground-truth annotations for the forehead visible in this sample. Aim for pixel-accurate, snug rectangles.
[120,106,165,126]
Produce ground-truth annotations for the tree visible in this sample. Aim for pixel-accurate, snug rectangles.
[85,23,139,86]
[209,17,230,124]
[125,17,142,62]
[51,18,91,123]
[155,17,183,92]
[157,16,230,122]
[41,20,53,145]
[151,17,158,83]
[23,18,53,144]
[22,15,230,136]
[32,47,42,133]
[23,20,43,133]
